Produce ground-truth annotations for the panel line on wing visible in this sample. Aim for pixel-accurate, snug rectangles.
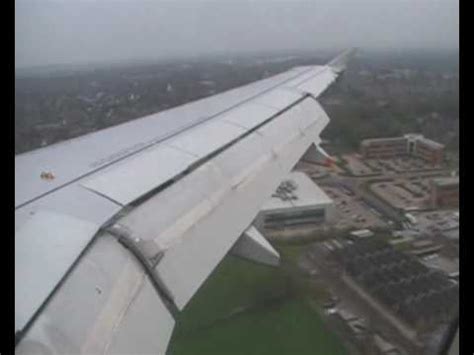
[16,67,317,211]
[287,66,329,87]
[106,95,310,209]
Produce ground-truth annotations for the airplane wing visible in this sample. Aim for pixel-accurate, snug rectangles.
[15,48,355,354]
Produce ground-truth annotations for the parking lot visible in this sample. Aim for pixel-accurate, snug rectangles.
[294,160,344,179]
[365,156,439,173]
[340,154,376,176]
[419,254,459,279]
[321,186,387,230]
[370,177,433,211]
[411,210,459,238]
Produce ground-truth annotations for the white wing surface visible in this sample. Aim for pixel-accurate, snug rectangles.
[15,49,355,354]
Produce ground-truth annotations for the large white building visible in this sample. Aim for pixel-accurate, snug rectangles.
[254,171,335,232]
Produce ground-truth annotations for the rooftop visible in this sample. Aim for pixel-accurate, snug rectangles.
[336,307,358,321]
[442,228,459,240]
[360,134,444,150]
[373,334,397,353]
[421,255,459,276]
[417,137,445,150]
[350,229,374,238]
[412,239,435,248]
[361,136,406,145]
[432,177,459,187]
[261,171,332,211]
[404,133,424,140]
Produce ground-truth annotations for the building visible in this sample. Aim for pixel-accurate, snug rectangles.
[430,177,459,209]
[373,334,401,355]
[421,255,459,280]
[360,137,407,159]
[350,229,374,239]
[408,239,442,257]
[410,135,444,165]
[360,134,445,165]
[335,307,358,322]
[254,171,335,232]
[404,213,418,225]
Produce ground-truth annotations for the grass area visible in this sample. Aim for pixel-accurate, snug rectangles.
[274,243,307,262]
[169,298,346,355]
[171,256,288,336]
[167,254,348,355]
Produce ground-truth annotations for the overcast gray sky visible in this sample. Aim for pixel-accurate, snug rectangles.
[15,0,459,68]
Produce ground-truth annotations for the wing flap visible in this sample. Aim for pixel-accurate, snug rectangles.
[15,211,99,331]
[16,234,176,355]
[80,87,305,207]
[115,97,328,309]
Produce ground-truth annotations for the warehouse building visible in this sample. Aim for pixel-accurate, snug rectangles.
[254,171,335,231]
[360,134,445,165]
[430,177,459,209]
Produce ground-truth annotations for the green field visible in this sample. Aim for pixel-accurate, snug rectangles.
[167,252,347,355]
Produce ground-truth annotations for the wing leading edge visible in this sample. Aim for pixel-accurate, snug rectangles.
[15,49,355,354]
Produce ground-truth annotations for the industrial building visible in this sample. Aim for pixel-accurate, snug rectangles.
[254,171,335,231]
[430,177,459,209]
[360,134,445,165]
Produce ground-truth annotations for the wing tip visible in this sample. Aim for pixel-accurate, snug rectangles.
[327,48,357,73]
